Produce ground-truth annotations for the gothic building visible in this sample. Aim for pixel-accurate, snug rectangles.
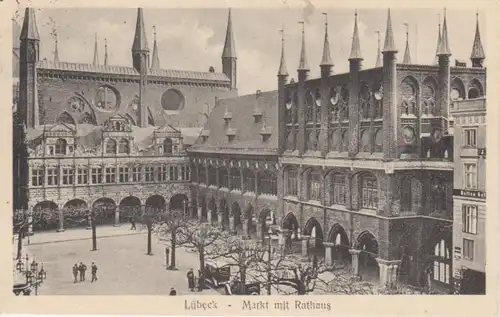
[188,9,486,291]
[14,8,238,232]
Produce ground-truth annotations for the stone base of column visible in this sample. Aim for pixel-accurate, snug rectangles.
[349,249,361,277]
[323,242,334,267]
[57,228,65,232]
[376,258,401,289]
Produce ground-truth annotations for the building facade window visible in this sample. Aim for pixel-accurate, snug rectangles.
[145,166,155,182]
[118,138,129,154]
[199,166,207,184]
[62,168,74,185]
[219,168,229,188]
[31,168,44,186]
[360,174,378,209]
[208,166,217,186]
[462,205,478,234]
[330,173,345,205]
[91,167,103,184]
[243,169,255,192]
[106,139,117,154]
[119,167,129,183]
[47,168,59,186]
[463,238,474,260]
[431,177,447,214]
[169,166,178,181]
[400,176,412,213]
[259,171,277,195]
[185,165,190,181]
[132,167,141,182]
[105,167,116,183]
[307,170,322,202]
[77,168,88,185]
[164,138,173,154]
[463,129,477,147]
[464,163,477,189]
[433,239,451,284]
[179,166,186,181]
[230,168,241,190]
[55,139,67,155]
[286,169,298,197]
[157,166,167,182]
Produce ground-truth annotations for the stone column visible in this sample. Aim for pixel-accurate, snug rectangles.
[229,216,235,233]
[376,258,400,288]
[57,207,65,232]
[323,242,334,266]
[301,235,310,258]
[114,205,120,227]
[207,210,212,224]
[242,219,249,238]
[349,249,361,276]
[197,207,202,222]
[256,222,262,242]
[218,212,223,226]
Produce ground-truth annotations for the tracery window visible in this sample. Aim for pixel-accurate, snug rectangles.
[307,170,322,202]
[330,173,345,205]
[360,174,378,209]
[55,139,67,155]
[433,239,451,284]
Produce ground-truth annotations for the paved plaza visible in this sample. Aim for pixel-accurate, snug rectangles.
[22,229,219,295]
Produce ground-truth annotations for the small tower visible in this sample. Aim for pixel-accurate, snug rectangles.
[151,26,160,69]
[104,38,108,66]
[319,13,333,156]
[296,21,309,155]
[277,27,289,154]
[375,30,382,67]
[381,8,398,159]
[402,23,411,64]
[470,11,485,68]
[19,8,40,128]
[437,9,452,133]
[434,14,442,65]
[222,9,237,90]
[54,33,60,62]
[131,8,150,127]
[348,9,363,157]
[93,33,99,65]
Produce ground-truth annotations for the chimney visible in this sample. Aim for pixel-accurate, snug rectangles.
[209,66,215,73]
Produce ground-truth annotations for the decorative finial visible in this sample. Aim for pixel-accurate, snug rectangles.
[322,12,328,25]
[279,25,284,42]
[355,8,358,17]
[299,21,305,33]
[153,25,156,40]
[404,23,409,40]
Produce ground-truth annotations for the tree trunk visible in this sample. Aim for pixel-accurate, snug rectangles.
[169,227,177,270]
[198,246,205,291]
[16,227,23,260]
[147,224,152,255]
[239,265,247,294]
[91,219,97,251]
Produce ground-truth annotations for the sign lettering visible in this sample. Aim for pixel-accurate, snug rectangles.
[453,189,486,199]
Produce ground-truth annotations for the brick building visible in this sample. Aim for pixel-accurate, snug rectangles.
[14,8,238,231]
[189,9,487,291]
[450,97,486,294]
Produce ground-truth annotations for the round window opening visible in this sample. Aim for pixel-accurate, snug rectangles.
[95,86,119,112]
[161,89,185,111]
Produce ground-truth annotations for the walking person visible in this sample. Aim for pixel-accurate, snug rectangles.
[78,262,87,282]
[91,262,98,283]
[169,287,177,296]
[186,269,195,291]
[130,217,136,230]
[72,263,79,283]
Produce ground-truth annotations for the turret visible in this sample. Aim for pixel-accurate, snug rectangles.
[375,30,382,67]
[470,12,485,68]
[437,9,452,133]
[296,21,309,155]
[151,26,160,69]
[222,9,237,90]
[319,13,333,156]
[402,23,411,64]
[54,33,59,62]
[277,27,289,155]
[434,15,442,65]
[93,33,99,65]
[348,10,362,157]
[104,38,108,66]
[131,8,150,127]
[19,8,40,128]
[381,9,398,159]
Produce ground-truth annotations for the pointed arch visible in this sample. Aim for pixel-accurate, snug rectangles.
[451,77,466,101]
[468,78,484,99]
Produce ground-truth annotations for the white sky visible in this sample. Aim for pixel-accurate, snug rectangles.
[13,6,485,95]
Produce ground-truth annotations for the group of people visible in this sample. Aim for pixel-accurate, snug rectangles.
[168,268,204,296]
[72,262,98,283]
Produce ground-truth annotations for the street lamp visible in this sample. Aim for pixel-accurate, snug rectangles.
[14,254,47,296]
[266,226,274,295]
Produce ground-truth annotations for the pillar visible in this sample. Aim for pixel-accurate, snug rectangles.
[256,222,262,242]
[229,216,235,232]
[242,219,249,237]
[323,242,334,266]
[218,212,223,226]
[376,258,400,288]
[197,207,202,221]
[301,235,310,258]
[349,249,361,276]
[86,213,92,230]
[114,205,120,227]
[207,209,212,224]
[57,207,65,232]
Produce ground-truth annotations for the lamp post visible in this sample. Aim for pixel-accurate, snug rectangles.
[15,254,47,296]
[266,226,274,295]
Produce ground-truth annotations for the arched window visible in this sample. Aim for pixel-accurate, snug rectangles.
[286,169,298,196]
[243,169,255,193]
[55,138,67,155]
[306,92,314,123]
[219,167,229,188]
[230,168,241,191]
[374,129,383,152]
[190,164,198,183]
[199,166,207,184]
[360,174,378,209]
[118,138,129,154]
[468,88,480,99]
[164,138,173,154]
[340,130,349,152]
[207,166,217,186]
[307,170,322,202]
[400,176,412,213]
[330,173,345,205]
[106,139,117,154]
[431,177,447,214]
[433,239,451,284]
[259,171,277,195]
[360,129,371,152]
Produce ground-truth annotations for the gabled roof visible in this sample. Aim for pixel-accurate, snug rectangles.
[36,60,231,82]
[189,90,279,154]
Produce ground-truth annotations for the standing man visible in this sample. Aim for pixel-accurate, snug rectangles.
[72,263,79,283]
[169,287,177,296]
[186,269,195,291]
[78,262,87,282]
[91,262,98,283]
[130,217,136,230]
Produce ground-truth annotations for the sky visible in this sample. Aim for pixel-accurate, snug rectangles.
[13,5,486,95]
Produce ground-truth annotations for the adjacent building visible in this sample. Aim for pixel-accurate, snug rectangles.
[450,97,486,294]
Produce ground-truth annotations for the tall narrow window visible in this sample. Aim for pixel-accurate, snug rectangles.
[55,139,67,155]
[77,168,88,185]
[91,167,103,184]
[307,170,322,202]
[106,139,117,154]
[400,176,412,213]
[164,138,173,154]
[208,166,217,186]
[62,168,75,185]
[286,169,298,196]
[157,166,167,182]
[433,239,451,284]
[431,177,447,214]
[119,167,129,183]
[118,138,129,154]
[145,166,155,182]
[219,168,229,188]
[31,168,44,187]
[132,167,142,182]
[463,129,477,147]
[47,168,59,186]
[330,173,345,205]
[463,239,474,260]
[259,171,277,195]
[360,174,378,209]
[462,205,478,234]
[199,167,207,184]
[243,169,255,192]
[464,163,477,189]
[230,168,241,190]
[105,167,116,183]
[169,166,178,181]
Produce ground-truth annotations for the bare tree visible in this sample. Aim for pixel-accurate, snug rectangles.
[155,208,189,269]
[13,209,57,260]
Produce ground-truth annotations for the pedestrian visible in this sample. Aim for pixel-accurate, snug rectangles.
[130,217,136,230]
[72,263,79,283]
[78,262,87,282]
[169,287,177,296]
[91,262,98,282]
[187,268,195,291]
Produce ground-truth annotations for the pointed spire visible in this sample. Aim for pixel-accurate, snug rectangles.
[93,33,99,65]
[104,38,108,66]
[349,9,363,60]
[132,8,149,52]
[320,13,333,66]
[151,26,160,69]
[54,34,59,62]
[470,10,485,63]
[222,8,236,59]
[402,23,411,64]
[20,8,40,40]
[434,14,442,64]
[375,30,382,67]
[437,8,451,56]
[277,27,288,76]
[297,21,309,71]
[382,9,397,53]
